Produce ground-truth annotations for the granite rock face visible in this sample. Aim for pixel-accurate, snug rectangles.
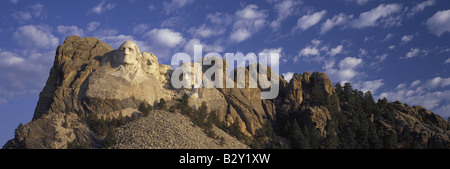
[33,36,113,120]
[391,101,450,148]
[5,36,175,149]
[4,36,449,149]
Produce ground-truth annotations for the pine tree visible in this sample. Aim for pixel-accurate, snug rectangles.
[309,126,321,149]
[341,127,356,148]
[335,83,344,101]
[207,110,220,128]
[138,102,150,116]
[368,122,383,149]
[383,130,398,149]
[343,83,353,103]
[290,120,310,149]
[158,98,167,110]
[181,93,189,108]
[324,120,339,149]
[103,128,117,148]
[179,94,192,115]
[194,101,208,127]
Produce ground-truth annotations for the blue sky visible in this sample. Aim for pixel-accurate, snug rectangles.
[1,0,450,145]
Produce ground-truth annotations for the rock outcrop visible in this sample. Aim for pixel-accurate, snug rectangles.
[277,72,339,137]
[5,36,175,149]
[186,62,278,136]
[3,112,98,149]
[392,101,449,148]
[33,36,113,120]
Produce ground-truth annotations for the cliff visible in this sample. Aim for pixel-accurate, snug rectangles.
[3,36,449,149]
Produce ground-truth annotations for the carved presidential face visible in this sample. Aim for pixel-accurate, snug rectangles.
[142,52,158,75]
[119,41,140,66]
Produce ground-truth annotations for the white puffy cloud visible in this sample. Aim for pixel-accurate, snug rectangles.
[337,57,362,81]
[0,50,24,67]
[134,28,187,61]
[294,10,327,31]
[163,0,194,14]
[90,0,116,14]
[427,77,450,89]
[444,58,450,64]
[206,12,234,26]
[351,3,402,29]
[160,16,183,28]
[324,57,363,83]
[299,47,319,56]
[336,68,358,81]
[295,48,318,63]
[229,4,267,43]
[426,9,450,37]
[230,30,251,43]
[400,34,414,44]
[297,39,320,54]
[189,24,226,38]
[320,13,352,35]
[338,57,362,69]
[353,79,385,94]
[368,53,388,68]
[86,21,101,32]
[405,48,421,59]
[408,0,436,17]
[189,12,232,39]
[295,40,346,63]
[375,53,388,62]
[183,38,224,57]
[11,11,32,22]
[11,3,45,23]
[56,25,85,37]
[311,39,321,46]
[183,38,202,55]
[359,48,368,56]
[261,47,283,55]
[402,47,441,59]
[131,23,149,35]
[282,72,295,83]
[382,33,394,42]
[13,25,59,50]
[144,28,185,48]
[410,80,422,88]
[328,45,343,56]
[270,0,302,31]
[346,0,370,5]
